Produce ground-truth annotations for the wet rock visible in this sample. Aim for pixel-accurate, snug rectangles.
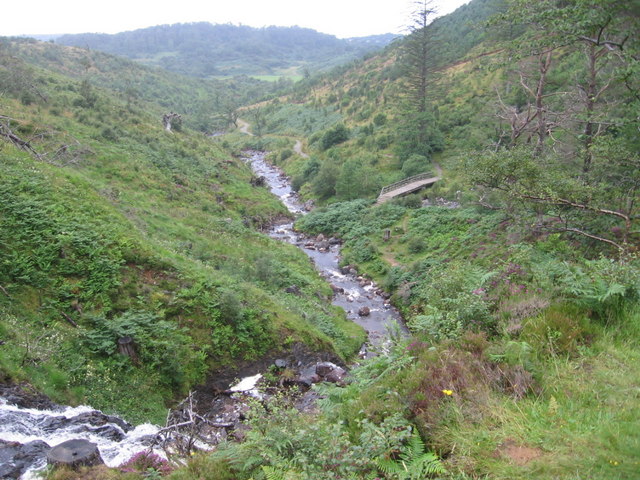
[0,439,50,479]
[84,424,125,442]
[40,410,131,439]
[358,306,371,317]
[316,234,326,242]
[296,377,313,388]
[250,176,266,187]
[74,411,132,433]
[315,362,336,377]
[328,237,341,245]
[0,383,58,410]
[358,344,368,358]
[316,240,330,251]
[315,362,347,384]
[324,370,346,384]
[274,359,288,369]
[330,284,344,294]
[303,200,314,211]
[47,439,104,469]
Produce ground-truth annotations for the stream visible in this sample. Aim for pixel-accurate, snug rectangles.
[248,150,407,348]
[0,151,406,479]
[0,397,160,479]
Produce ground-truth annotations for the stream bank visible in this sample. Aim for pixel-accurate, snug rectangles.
[0,150,408,479]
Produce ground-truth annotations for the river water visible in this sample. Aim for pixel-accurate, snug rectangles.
[248,150,406,348]
[0,151,406,479]
[0,398,160,479]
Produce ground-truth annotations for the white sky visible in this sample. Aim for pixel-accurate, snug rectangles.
[2,0,471,39]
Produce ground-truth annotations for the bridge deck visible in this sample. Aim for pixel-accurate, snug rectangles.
[376,175,440,204]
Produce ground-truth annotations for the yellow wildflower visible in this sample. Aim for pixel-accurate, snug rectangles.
[442,389,453,396]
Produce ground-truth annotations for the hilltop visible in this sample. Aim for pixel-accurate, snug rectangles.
[55,23,397,79]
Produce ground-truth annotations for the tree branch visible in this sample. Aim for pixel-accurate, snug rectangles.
[558,226,625,251]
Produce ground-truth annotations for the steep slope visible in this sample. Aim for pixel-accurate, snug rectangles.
[0,39,364,423]
[2,37,280,132]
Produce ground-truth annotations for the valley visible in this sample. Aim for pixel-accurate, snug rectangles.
[1,0,639,478]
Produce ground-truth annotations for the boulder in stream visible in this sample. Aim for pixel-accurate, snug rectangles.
[315,362,347,384]
[47,439,104,469]
[0,439,50,479]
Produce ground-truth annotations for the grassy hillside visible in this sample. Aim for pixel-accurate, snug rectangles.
[0,39,364,423]
[2,37,285,133]
[2,0,639,478]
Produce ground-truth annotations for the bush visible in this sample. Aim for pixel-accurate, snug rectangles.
[409,262,496,340]
[407,235,426,254]
[321,123,349,150]
[402,154,430,178]
[520,304,593,356]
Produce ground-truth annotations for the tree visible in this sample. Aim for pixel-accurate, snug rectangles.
[493,0,639,166]
[465,142,639,255]
[469,0,640,254]
[249,106,267,137]
[397,1,444,160]
[321,123,349,150]
[312,159,339,200]
[404,0,437,114]
[335,157,382,200]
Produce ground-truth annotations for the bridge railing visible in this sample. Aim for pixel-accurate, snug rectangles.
[379,172,434,196]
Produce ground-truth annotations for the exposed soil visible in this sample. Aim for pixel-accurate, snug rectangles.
[495,438,544,466]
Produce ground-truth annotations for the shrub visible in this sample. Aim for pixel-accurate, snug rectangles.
[520,304,593,356]
[409,263,496,340]
[120,450,173,476]
[401,154,430,178]
[320,123,349,150]
[407,235,426,254]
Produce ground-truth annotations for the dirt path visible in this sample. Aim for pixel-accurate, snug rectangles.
[237,119,253,136]
[238,119,308,159]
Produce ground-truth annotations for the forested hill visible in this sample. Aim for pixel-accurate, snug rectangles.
[55,23,397,78]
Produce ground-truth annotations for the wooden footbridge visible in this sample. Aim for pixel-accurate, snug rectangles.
[376,172,441,204]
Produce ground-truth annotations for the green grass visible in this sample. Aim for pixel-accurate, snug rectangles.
[438,317,640,479]
[0,47,365,423]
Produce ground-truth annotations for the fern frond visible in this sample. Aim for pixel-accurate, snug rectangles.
[375,432,445,479]
[262,465,286,480]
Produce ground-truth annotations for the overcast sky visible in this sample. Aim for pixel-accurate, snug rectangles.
[2,0,471,38]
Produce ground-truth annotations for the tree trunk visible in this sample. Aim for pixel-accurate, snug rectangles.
[117,336,140,365]
[533,51,552,157]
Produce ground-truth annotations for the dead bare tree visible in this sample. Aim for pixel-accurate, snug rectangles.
[155,392,232,460]
[0,115,41,159]
[0,115,91,166]
[162,112,182,132]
